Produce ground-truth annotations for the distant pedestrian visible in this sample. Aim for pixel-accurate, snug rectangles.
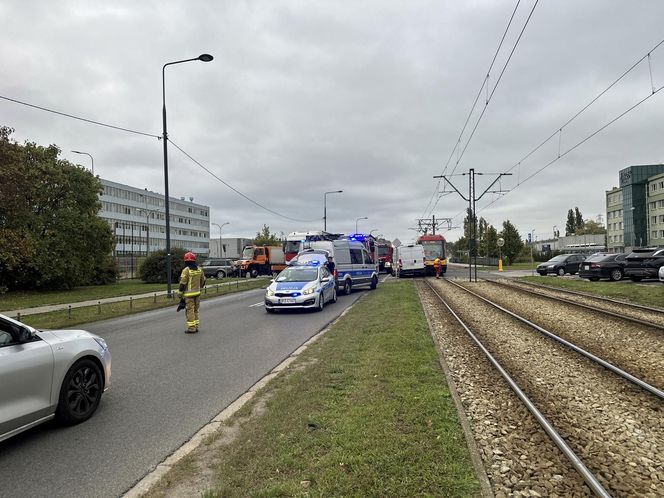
[433,257,441,279]
[178,252,206,334]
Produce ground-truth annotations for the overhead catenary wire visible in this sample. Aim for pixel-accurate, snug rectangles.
[421,0,523,219]
[0,93,322,224]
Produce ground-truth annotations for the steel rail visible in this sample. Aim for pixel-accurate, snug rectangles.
[508,279,664,315]
[423,280,613,498]
[447,280,664,400]
[486,280,664,332]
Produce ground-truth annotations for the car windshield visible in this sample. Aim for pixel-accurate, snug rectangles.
[284,240,301,253]
[585,254,612,262]
[276,268,319,282]
[296,253,327,264]
[377,245,390,256]
[547,255,566,262]
[241,247,254,259]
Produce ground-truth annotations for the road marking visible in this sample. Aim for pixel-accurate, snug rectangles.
[249,302,264,308]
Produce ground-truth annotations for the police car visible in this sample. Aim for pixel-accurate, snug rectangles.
[264,263,337,313]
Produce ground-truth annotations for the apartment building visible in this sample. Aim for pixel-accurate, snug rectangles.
[647,172,664,247]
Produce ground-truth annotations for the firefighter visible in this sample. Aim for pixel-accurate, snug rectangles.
[433,257,441,279]
[178,252,206,334]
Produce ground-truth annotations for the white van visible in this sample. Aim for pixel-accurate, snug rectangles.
[292,240,379,294]
[396,244,426,277]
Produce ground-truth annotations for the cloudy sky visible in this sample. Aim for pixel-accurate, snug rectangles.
[2,1,664,245]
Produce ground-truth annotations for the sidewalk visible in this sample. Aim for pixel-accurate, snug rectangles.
[3,279,251,319]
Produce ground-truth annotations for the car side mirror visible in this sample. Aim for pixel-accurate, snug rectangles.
[13,324,34,344]
[321,276,330,282]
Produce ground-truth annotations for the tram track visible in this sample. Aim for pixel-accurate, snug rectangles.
[419,278,664,497]
[497,279,664,329]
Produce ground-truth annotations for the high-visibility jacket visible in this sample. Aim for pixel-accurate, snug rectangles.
[433,258,441,269]
[179,266,206,298]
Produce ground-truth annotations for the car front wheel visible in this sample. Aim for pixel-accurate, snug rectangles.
[56,358,103,425]
[609,269,623,281]
[317,294,324,311]
[343,280,352,295]
[331,287,337,303]
[216,270,226,279]
[557,267,565,276]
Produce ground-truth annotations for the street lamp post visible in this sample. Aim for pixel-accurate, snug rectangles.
[162,53,213,297]
[212,222,230,258]
[323,190,343,231]
[71,150,94,175]
[355,216,368,233]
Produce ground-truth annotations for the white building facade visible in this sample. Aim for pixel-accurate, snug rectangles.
[99,179,210,259]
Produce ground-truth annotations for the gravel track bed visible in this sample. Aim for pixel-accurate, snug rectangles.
[501,279,664,328]
[459,280,664,391]
[420,279,664,498]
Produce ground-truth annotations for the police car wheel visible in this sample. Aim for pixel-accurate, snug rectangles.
[331,287,337,303]
[370,275,378,290]
[343,280,352,295]
[317,295,324,312]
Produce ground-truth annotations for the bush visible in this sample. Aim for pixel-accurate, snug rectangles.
[139,248,188,283]
[89,256,119,285]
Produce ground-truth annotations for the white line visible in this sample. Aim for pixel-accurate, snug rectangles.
[248,302,264,308]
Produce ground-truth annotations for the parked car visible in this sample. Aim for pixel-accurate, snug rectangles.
[659,265,664,283]
[200,258,237,279]
[0,313,112,443]
[624,247,664,281]
[578,253,627,281]
[264,264,336,312]
[536,253,585,276]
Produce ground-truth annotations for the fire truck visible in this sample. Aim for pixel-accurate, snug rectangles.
[416,234,447,275]
[283,231,343,261]
[375,239,394,273]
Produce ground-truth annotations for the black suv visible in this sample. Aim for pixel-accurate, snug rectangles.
[624,247,664,281]
[200,258,237,279]
[536,253,585,276]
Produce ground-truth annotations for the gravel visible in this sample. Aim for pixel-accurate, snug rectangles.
[418,279,664,498]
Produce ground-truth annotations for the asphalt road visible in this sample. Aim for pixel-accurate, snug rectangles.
[0,286,363,498]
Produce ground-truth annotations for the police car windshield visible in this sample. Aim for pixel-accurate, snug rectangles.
[276,268,319,282]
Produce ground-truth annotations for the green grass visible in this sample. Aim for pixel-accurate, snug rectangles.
[16,279,267,330]
[0,277,248,312]
[520,276,664,308]
[180,281,480,497]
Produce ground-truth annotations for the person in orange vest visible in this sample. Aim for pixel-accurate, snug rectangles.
[433,257,441,279]
[178,252,206,334]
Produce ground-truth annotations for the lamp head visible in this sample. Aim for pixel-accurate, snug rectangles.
[198,54,214,62]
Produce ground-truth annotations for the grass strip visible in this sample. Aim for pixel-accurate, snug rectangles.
[155,281,481,497]
[0,277,248,311]
[18,279,267,330]
[520,276,664,308]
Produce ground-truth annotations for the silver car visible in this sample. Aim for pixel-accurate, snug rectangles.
[0,313,112,443]
[264,264,337,312]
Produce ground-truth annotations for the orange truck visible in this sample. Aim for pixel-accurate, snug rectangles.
[236,245,286,278]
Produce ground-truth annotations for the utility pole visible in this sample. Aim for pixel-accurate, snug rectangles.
[434,169,511,282]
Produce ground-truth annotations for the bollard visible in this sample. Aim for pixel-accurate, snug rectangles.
[16,312,20,322]
[68,305,72,319]
[98,301,101,314]
[130,297,133,309]
[154,293,157,303]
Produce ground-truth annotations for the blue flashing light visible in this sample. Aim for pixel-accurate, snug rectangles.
[349,233,367,242]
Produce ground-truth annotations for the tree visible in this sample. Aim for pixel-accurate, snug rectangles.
[0,128,117,290]
[576,219,606,235]
[500,220,523,265]
[574,207,584,231]
[565,209,575,236]
[253,224,281,246]
[485,225,498,258]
